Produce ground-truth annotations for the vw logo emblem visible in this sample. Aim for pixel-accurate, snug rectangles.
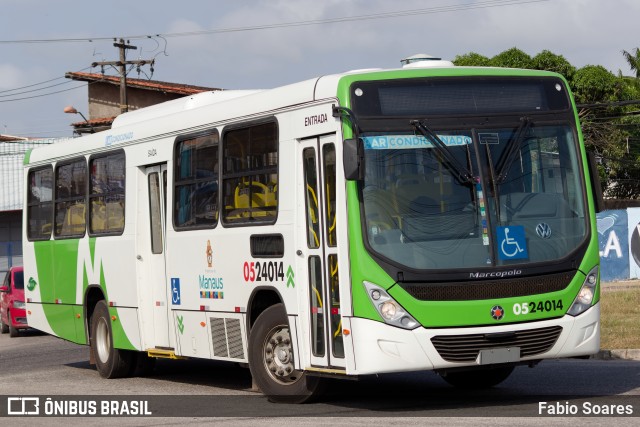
[491,305,504,321]
[536,223,552,239]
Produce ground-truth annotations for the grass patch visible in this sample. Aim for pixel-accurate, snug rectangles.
[600,287,640,349]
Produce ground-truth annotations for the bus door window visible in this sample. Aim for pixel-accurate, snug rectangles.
[148,173,163,254]
[308,256,325,357]
[303,148,320,248]
[322,143,343,358]
[303,147,324,357]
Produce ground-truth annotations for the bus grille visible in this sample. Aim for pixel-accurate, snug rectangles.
[399,271,575,301]
[210,317,245,360]
[431,325,563,362]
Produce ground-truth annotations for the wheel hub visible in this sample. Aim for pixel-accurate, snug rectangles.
[263,326,302,384]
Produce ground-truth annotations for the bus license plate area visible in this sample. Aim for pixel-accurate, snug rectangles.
[476,347,521,365]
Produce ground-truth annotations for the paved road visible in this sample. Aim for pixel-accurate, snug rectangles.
[0,330,639,425]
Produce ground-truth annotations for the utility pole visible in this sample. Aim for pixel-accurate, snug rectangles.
[92,39,155,114]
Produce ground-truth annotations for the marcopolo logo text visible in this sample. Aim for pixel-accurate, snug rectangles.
[469,270,522,279]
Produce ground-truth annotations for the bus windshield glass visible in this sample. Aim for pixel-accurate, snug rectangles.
[361,125,586,270]
[353,77,587,271]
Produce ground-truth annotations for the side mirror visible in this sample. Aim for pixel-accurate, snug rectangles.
[0,286,8,293]
[587,151,605,213]
[343,138,364,181]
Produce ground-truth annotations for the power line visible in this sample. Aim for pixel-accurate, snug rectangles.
[0,79,76,98]
[0,0,549,44]
[0,81,98,103]
[0,66,92,95]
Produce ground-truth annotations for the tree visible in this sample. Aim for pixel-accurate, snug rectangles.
[452,52,491,67]
[490,47,532,69]
[622,48,640,78]
[452,47,640,198]
[571,65,620,104]
[531,50,576,81]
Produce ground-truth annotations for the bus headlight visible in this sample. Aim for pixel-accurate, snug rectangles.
[567,266,598,316]
[363,282,419,330]
[13,301,26,309]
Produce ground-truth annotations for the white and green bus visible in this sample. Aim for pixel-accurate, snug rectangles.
[23,57,603,402]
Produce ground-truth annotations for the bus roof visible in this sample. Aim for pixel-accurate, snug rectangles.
[25,66,563,165]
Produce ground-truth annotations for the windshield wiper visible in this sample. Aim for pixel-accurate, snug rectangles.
[495,117,532,184]
[410,120,475,185]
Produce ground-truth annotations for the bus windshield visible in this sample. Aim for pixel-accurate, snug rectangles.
[361,123,587,270]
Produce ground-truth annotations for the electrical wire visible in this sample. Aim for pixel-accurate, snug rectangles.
[0,0,549,44]
[0,81,99,103]
[0,66,92,96]
[0,80,76,98]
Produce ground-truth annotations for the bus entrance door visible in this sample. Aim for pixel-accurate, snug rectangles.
[298,136,345,370]
[137,164,171,350]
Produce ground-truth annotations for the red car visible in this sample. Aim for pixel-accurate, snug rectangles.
[1,266,28,337]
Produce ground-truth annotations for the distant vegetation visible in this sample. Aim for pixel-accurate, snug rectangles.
[454,48,640,199]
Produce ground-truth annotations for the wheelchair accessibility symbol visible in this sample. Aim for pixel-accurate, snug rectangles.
[497,226,528,260]
[171,278,181,305]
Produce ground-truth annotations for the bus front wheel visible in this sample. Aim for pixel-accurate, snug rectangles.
[440,365,515,389]
[90,301,133,378]
[248,303,323,403]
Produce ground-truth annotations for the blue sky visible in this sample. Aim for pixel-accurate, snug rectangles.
[1,0,638,138]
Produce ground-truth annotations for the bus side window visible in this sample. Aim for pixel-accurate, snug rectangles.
[89,151,125,235]
[54,159,87,238]
[27,166,54,240]
[174,130,219,229]
[222,121,278,225]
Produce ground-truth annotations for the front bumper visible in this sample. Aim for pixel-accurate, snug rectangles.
[347,303,600,375]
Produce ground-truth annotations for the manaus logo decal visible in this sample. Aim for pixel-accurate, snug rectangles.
[206,240,213,268]
[27,277,37,291]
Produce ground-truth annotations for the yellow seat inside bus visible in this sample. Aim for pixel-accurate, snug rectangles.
[57,203,86,235]
[90,200,125,232]
[226,180,277,220]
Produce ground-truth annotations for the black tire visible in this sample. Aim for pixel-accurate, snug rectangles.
[90,301,134,378]
[0,315,8,334]
[248,303,323,403]
[8,310,19,338]
[440,365,515,389]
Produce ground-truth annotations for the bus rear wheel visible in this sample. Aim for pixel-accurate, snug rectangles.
[440,365,515,389]
[248,303,323,403]
[90,301,134,378]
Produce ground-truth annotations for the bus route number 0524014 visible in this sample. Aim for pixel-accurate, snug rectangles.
[243,261,285,283]
[513,300,564,315]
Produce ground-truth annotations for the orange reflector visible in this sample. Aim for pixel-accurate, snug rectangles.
[27,311,32,315]
[343,329,351,336]
[76,314,81,319]
[200,322,206,327]
[111,316,117,322]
